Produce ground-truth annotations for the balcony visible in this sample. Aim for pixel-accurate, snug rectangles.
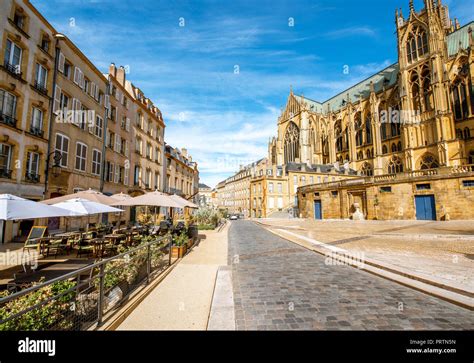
[25,172,40,183]
[0,168,12,179]
[0,113,17,128]
[3,61,22,79]
[29,126,44,138]
[33,80,48,96]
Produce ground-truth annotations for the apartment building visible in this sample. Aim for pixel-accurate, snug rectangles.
[0,0,55,199]
[127,81,165,195]
[165,144,199,202]
[102,63,133,195]
[0,0,198,242]
[47,35,108,200]
[0,0,57,240]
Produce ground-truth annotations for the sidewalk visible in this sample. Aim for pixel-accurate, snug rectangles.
[255,219,474,309]
[116,224,229,330]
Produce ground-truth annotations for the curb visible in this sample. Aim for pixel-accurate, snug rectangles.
[207,266,235,330]
[255,221,473,311]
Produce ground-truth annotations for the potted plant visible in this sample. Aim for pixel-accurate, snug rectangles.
[171,231,188,258]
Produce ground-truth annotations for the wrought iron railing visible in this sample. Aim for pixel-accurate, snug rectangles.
[25,172,40,183]
[3,61,22,78]
[0,235,173,331]
[29,126,44,138]
[33,80,48,96]
[0,168,12,179]
[0,112,17,128]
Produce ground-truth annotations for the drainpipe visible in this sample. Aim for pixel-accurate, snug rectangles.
[43,34,65,199]
[99,76,110,192]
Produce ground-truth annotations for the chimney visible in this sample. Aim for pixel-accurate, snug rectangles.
[117,65,126,86]
[109,63,117,77]
[181,148,188,158]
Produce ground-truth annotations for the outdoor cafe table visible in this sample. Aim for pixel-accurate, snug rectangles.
[104,234,125,244]
[52,232,81,238]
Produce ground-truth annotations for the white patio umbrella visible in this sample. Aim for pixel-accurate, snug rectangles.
[0,194,82,244]
[169,194,199,209]
[111,193,132,228]
[0,194,82,220]
[111,191,182,226]
[111,191,182,208]
[52,198,124,216]
[42,188,118,206]
[111,192,132,202]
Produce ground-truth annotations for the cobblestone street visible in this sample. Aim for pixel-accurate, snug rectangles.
[229,220,474,330]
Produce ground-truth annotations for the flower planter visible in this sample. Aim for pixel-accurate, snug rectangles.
[171,245,187,258]
[187,238,194,249]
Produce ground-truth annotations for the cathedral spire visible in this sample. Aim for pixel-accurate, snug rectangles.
[409,0,414,13]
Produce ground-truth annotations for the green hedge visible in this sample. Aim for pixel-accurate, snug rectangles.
[197,224,216,230]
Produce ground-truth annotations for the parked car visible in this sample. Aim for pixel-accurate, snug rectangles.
[229,215,238,220]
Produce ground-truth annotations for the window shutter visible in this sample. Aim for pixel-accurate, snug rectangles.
[89,115,95,134]
[71,98,77,124]
[77,100,82,125]
[114,165,119,183]
[124,167,129,186]
[58,52,65,72]
[80,70,85,89]
[90,82,95,97]
[74,67,80,84]
[126,118,130,131]
[53,86,61,115]
[115,134,120,152]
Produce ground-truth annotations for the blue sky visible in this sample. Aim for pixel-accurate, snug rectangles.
[31,0,473,187]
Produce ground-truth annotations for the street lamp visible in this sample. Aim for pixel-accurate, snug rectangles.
[49,151,63,177]
[43,33,66,198]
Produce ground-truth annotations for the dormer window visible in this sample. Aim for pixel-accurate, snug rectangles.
[13,10,25,29]
[40,36,50,52]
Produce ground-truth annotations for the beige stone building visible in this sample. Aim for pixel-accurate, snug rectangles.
[0,0,57,240]
[198,183,213,208]
[48,35,107,199]
[165,144,199,203]
[0,0,196,242]
[102,64,134,196]
[126,79,165,196]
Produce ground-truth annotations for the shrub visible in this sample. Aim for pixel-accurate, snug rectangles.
[0,279,76,331]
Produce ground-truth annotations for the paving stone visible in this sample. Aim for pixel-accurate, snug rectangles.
[229,220,474,330]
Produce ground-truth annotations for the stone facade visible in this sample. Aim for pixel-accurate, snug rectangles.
[0,0,197,243]
[164,144,199,203]
[298,165,474,221]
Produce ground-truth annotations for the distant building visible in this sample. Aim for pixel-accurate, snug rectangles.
[164,144,199,203]
[198,183,213,208]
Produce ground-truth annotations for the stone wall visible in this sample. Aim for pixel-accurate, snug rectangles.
[298,171,474,221]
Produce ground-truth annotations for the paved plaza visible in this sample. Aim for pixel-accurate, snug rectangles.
[256,218,474,293]
[229,220,474,330]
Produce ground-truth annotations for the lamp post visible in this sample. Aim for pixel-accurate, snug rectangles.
[49,150,63,178]
[44,33,66,199]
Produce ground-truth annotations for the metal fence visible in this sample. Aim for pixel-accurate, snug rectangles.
[0,235,173,331]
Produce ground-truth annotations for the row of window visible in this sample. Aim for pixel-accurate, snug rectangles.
[135,138,162,163]
[54,133,102,175]
[133,166,161,190]
[0,142,41,181]
[0,89,45,135]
